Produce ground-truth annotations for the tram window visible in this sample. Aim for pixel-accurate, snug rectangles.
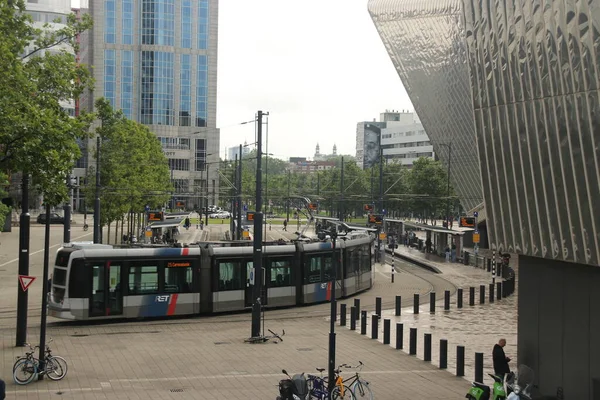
[218,261,243,291]
[345,249,358,278]
[68,259,88,298]
[165,261,193,293]
[360,245,371,272]
[323,256,333,281]
[53,267,67,286]
[55,250,71,267]
[304,256,322,284]
[269,259,291,287]
[128,265,159,295]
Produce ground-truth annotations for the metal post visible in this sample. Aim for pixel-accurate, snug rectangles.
[391,239,395,283]
[231,154,238,237]
[251,111,264,338]
[340,303,346,326]
[439,339,448,369]
[492,249,496,285]
[16,175,30,346]
[360,310,367,335]
[497,282,502,300]
[444,290,450,310]
[396,323,403,350]
[395,295,401,316]
[489,283,495,303]
[350,306,356,330]
[457,346,465,376]
[327,233,338,393]
[38,203,51,380]
[475,352,484,383]
[445,142,452,228]
[457,288,463,308]
[354,298,360,320]
[286,170,290,223]
[94,136,101,243]
[339,156,344,221]
[379,147,383,213]
[371,314,378,339]
[469,287,475,306]
[480,284,486,304]
[424,333,432,361]
[237,146,242,240]
[413,293,419,314]
[409,328,417,355]
[63,174,71,243]
[375,297,382,318]
[430,292,436,313]
[383,319,390,344]
[205,164,209,227]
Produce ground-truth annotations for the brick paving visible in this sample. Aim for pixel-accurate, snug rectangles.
[0,215,515,399]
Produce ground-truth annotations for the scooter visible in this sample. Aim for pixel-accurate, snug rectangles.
[276,369,309,400]
[506,365,534,400]
[466,373,508,400]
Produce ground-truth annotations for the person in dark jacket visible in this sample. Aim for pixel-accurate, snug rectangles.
[492,338,511,377]
[0,377,5,400]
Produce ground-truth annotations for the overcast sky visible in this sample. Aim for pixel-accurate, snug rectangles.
[217,0,413,160]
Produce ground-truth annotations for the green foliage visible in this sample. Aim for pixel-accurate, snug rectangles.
[0,0,94,206]
[85,99,173,226]
[0,172,11,228]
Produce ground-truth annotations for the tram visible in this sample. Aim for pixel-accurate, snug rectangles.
[48,235,374,321]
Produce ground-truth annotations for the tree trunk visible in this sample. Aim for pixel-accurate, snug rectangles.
[107,222,111,244]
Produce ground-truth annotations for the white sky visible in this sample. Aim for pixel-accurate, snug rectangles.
[72,0,414,161]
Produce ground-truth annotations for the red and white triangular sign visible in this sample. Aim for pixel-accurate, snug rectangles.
[19,275,36,292]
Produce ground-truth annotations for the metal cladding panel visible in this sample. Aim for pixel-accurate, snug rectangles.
[463,0,600,265]
[368,0,483,212]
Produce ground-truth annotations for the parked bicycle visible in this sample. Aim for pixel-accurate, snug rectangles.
[13,338,68,385]
[307,365,357,400]
[336,362,373,400]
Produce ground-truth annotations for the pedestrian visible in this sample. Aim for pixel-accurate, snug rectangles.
[492,338,511,377]
[185,217,190,230]
[445,246,450,262]
[0,377,5,400]
[283,219,287,231]
[200,220,204,231]
[451,242,457,262]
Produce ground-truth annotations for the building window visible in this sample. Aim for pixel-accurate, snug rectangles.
[197,0,209,49]
[122,0,133,45]
[121,50,133,119]
[180,54,191,126]
[141,51,174,125]
[159,137,190,150]
[142,0,175,46]
[104,0,116,44]
[181,0,192,48]
[172,179,189,194]
[196,55,207,127]
[103,50,116,107]
[195,139,206,171]
[168,159,190,171]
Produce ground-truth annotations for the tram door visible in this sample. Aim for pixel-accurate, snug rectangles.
[244,261,254,308]
[90,262,123,317]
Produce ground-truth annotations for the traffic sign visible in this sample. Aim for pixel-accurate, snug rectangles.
[473,211,478,218]
[473,233,480,243]
[249,268,255,285]
[19,275,36,292]
[379,232,387,240]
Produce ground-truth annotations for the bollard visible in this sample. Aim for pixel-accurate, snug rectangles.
[376,297,382,318]
[480,285,486,304]
[383,319,390,344]
[457,288,463,308]
[409,328,417,355]
[360,311,367,335]
[371,314,379,339]
[469,287,475,306]
[396,323,404,349]
[457,346,465,376]
[439,339,448,369]
[340,304,347,326]
[395,295,401,316]
[475,352,484,383]
[424,333,432,361]
[497,282,502,300]
[354,298,361,320]
[487,258,492,272]
[414,293,420,314]
[489,283,495,303]
[350,306,356,330]
[430,292,436,313]
[444,290,450,310]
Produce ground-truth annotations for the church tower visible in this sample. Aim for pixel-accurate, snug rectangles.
[314,143,321,159]
[332,144,337,156]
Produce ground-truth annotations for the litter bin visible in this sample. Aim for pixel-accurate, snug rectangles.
[418,239,424,251]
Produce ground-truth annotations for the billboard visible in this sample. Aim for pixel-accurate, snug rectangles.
[363,124,381,169]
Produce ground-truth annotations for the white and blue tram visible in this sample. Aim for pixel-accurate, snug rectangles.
[48,236,373,320]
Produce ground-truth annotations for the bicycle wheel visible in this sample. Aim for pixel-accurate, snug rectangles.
[350,378,374,400]
[13,359,37,385]
[330,386,357,400]
[12,357,27,372]
[46,356,68,380]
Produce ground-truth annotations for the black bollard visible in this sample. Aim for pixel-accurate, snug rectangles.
[383,319,390,345]
[457,288,463,308]
[444,290,450,310]
[371,315,379,339]
[475,352,484,383]
[457,346,465,376]
[340,303,347,326]
[361,311,367,335]
[480,285,486,304]
[414,293,419,314]
[489,283,495,303]
[469,287,475,306]
[350,306,356,330]
[409,328,417,355]
[439,339,448,369]
[430,292,436,313]
[487,258,492,272]
[395,295,402,316]
[497,282,502,300]
[375,297,382,318]
[396,323,403,350]
[424,333,432,361]
[354,298,361,320]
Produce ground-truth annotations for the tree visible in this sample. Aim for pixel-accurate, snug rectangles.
[0,1,94,205]
[406,157,451,222]
[86,98,172,230]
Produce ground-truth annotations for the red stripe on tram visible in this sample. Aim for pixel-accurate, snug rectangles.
[182,248,189,256]
[167,294,179,315]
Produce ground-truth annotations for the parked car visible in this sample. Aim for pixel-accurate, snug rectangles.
[37,213,65,224]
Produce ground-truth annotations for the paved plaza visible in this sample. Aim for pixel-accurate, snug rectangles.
[0,215,515,399]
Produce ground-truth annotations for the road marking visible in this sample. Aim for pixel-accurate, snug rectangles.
[0,232,92,268]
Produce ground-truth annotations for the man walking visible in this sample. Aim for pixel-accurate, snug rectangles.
[283,219,287,231]
[492,338,511,377]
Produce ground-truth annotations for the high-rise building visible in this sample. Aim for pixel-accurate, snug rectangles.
[369,0,600,397]
[82,0,220,209]
[227,144,250,162]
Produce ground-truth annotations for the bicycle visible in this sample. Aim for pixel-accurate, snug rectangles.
[13,338,68,385]
[337,362,373,400]
[83,223,88,231]
[308,365,357,399]
[307,368,329,399]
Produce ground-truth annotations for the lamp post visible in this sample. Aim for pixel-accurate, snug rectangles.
[438,143,452,228]
[323,228,339,393]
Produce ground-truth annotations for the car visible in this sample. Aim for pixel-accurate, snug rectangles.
[37,213,65,224]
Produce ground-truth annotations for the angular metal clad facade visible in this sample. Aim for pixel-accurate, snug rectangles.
[368,0,484,212]
[463,0,600,266]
